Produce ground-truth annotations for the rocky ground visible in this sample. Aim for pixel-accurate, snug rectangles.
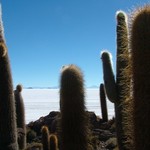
[26,111,118,150]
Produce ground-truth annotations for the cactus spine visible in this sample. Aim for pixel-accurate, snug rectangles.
[14,84,26,149]
[130,5,150,150]
[49,134,58,150]
[101,11,132,150]
[0,5,18,150]
[59,65,90,150]
[41,126,50,150]
[99,83,108,122]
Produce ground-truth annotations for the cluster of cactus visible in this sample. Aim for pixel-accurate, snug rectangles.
[41,126,58,150]
[1,1,150,150]
[0,2,94,150]
[0,3,93,149]
[101,5,150,150]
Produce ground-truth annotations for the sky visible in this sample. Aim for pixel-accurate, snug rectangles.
[0,0,149,88]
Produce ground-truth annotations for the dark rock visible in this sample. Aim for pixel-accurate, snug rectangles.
[48,111,60,118]
[99,118,115,130]
[105,137,118,149]
[86,111,102,129]
[51,117,60,133]
[26,111,117,149]
[98,130,115,141]
[27,111,60,135]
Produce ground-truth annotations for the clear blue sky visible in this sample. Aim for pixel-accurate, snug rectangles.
[0,0,149,88]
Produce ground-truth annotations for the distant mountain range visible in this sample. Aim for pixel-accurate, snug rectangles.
[25,86,58,89]
[24,85,99,89]
[88,85,99,89]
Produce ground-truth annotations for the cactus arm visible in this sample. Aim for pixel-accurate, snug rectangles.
[99,83,108,122]
[101,51,117,103]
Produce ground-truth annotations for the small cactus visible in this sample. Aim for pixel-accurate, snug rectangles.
[41,126,50,150]
[14,84,26,149]
[26,128,37,143]
[49,134,58,150]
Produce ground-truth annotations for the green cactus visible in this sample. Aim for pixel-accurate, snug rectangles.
[101,51,117,103]
[101,11,132,150]
[49,134,58,150]
[59,64,91,150]
[99,83,108,122]
[41,126,50,150]
[0,6,18,150]
[14,84,26,149]
[130,5,150,150]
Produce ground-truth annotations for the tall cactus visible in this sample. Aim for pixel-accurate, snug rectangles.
[130,5,150,150]
[59,64,91,150]
[0,5,18,150]
[99,83,108,122]
[116,11,133,150]
[14,84,26,149]
[101,11,132,150]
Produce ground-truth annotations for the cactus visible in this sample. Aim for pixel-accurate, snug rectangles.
[0,5,18,150]
[115,11,133,150]
[101,51,117,103]
[14,84,26,149]
[99,83,108,122]
[26,128,37,143]
[41,126,50,150]
[49,134,58,150]
[59,64,91,150]
[101,11,132,150]
[130,5,150,150]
